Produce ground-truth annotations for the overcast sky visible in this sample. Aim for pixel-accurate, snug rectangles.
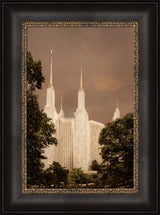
[27,27,134,124]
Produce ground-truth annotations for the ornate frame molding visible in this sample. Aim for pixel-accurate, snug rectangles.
[21,21,139,194]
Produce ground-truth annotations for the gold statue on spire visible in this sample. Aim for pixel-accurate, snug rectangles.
[80,66,83,90]
[49,48,53,87]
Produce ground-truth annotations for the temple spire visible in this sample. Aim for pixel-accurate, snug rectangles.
[59,95,64,118]
[112,97,120,121]
[92,112,94,120]
[80,66,83,90]
[116,97,118,109]
[49,49,53,87]
[60,96,63,110]
[78,66,85,109]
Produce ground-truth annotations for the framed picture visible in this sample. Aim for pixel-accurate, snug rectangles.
[22,21,138,194]
[2,1,158,213]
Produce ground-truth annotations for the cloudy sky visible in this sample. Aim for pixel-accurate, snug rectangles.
[27,27,134,124]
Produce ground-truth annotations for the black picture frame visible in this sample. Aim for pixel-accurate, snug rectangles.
[1,1,159,213]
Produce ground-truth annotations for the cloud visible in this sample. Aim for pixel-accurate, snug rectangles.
[92,75,125,92]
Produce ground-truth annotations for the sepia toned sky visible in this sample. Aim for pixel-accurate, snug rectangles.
[27,27,134,124]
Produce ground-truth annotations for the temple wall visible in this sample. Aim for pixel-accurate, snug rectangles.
[42,145,55,169]
[89,120,104,168]
[43,118,104,173]
[73,109,90,173]
[54,118,74,171]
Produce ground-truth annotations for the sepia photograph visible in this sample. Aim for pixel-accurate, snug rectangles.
[22,22,138,192]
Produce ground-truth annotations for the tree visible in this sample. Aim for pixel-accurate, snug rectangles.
[98,113,133,188]
[68,168,89,186]
[27,52,57,186]
[44,162,68,187]
[91,160,100,171]
[27,51,45,91]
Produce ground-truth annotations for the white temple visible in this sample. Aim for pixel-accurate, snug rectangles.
[43,49,120,173]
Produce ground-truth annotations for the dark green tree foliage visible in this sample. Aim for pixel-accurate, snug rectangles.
[98,113,133,188]
[91,160,100,171]
[44,162,68,187]
[27,52,57,186]
[27,52,45,91]
[68,168,89,186]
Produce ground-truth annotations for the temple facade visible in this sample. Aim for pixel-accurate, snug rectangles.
[43,49,120,173]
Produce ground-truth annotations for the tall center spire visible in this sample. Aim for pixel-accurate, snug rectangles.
[78,66,85,109]
[49,49,53,87]
[80,66,83,90]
